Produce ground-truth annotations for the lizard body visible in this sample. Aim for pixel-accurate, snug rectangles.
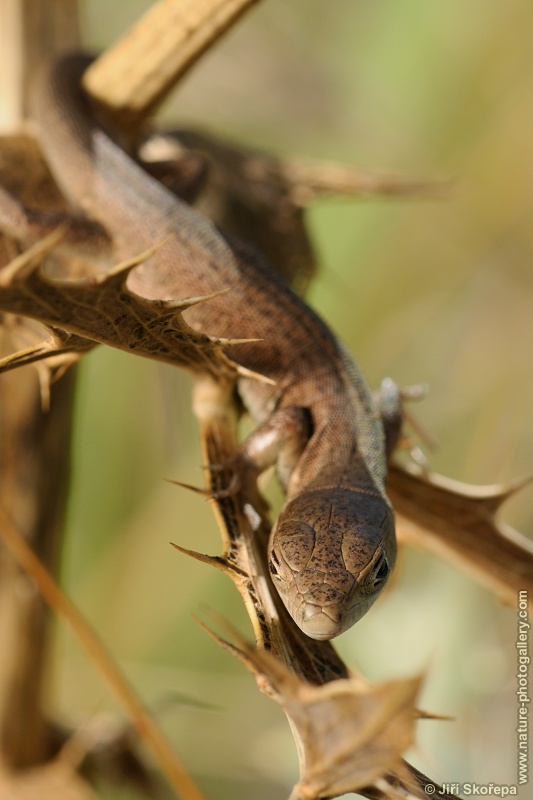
[28,53,397,639]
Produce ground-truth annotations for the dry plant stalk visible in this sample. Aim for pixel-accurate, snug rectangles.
[0,504,205,800]
[83,0,262,128]
[0,0,80,131]
[0,0,81,770]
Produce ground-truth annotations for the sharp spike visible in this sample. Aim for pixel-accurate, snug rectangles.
[235,364,276,385]
[210,336,263,347]
[165,475,242,502]
[170,541,224,568]
[157,286,233,312]
[0,227,66,287]
[104,234,176,283]
[164,478,213,498]
[416,709,455,722]
[483,474,533,511]
[0,341,60,374]
[132,287,234,319]
[170,543,242,578]
[193,616,242,658]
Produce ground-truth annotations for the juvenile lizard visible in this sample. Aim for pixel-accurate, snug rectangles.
[9,53,400,640]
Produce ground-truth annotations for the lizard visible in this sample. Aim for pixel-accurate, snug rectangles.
[2,52,400,640]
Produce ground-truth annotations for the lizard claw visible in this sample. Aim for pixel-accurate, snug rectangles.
[397,381,436,471]
[377,378,436,468]
[400,381,429,402]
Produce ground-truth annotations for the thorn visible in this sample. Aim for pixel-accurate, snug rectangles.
[193,615,243,659]
[141,287,237,322]
[193,612,254,660]
[0,341,60,374]
[482,474,533,511]
[210,336,263,347]
[510,473,533,495]
[158,286,233,311]
[104,235,175,284]
[170,542,226,569]
[164,478,213,498]
[0,226,66,287]
[165,475,240,501]
[193,611,276,678]
[235,364,276,385]
[424,471,533,509]
[171,544,247,580]
[416,709,455,722]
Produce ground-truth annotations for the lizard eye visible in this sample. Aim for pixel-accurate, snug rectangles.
[370,554,389,588]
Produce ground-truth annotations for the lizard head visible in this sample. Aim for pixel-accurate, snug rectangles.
[268,487,396,640]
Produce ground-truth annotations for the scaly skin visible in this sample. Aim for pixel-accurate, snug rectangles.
[28,53,397,639]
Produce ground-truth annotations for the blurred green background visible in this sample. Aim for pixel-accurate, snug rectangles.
[53,1,533,797]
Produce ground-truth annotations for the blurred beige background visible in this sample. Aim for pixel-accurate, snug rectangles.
[54,1,533,797]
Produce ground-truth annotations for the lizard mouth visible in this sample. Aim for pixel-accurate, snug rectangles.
[296,596,376,640]
[299,609,343,640]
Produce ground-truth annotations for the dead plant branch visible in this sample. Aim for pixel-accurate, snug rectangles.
[0,505,205,800]
[83,0,263,129]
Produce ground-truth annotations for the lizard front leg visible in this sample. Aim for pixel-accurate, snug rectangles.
[214,406,312,503]
[375,377,431,465]
[374,377,403,458]
[240,406,313,488]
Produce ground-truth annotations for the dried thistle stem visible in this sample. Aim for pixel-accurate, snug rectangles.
[0,505,205,800]
[83,0,262,128]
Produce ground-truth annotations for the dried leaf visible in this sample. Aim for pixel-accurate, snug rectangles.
[388,462,533,605]
[287,676,420,800]
[0,506,206,800]
[0,321,89,385]
[0,230,266,384]
[203,622,421,800]
[83,0,263,128]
